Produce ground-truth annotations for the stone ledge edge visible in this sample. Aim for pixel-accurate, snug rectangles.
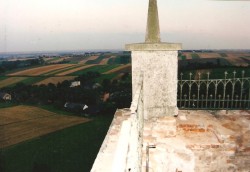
[125,42,182,51]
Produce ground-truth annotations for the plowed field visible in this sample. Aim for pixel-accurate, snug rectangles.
[0,105,89,148]
[0,77,27,88]
[79,56,99,64]
[56,65,95,76]
[103,64,131,74]
[34,76,76,85]
[8,64,75,76]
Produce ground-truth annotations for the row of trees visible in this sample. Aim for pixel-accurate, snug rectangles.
[1,71,132,116]
[0,58,44,74]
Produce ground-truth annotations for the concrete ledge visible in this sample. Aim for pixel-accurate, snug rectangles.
[125,42,182,51]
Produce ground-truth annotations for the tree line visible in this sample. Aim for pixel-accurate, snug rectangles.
[1,71,132,116]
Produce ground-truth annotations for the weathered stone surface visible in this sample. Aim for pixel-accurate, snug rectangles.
[125,42,181,51]
[131,50,178,118]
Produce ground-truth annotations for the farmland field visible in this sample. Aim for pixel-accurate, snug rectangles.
[0,76,7,81]
[0,114,113,172]
[0,105,89,148]
[100,56,115,64]
[41,64,81,76]
[71,64,119,75]
[196,53,221,58]
[8,64,75,76]
[0,77,27,88]
[223,56,249,66]
[182,52,193,60]
[79,55,99,64]
[46,57,70,64]
[34,76,76,85]
[103,64,131,74]
[191,53,200,59]
[85,55,110,64]
[56,64,96,76]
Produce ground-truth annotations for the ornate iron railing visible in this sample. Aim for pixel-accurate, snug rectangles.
[178,71,250,110]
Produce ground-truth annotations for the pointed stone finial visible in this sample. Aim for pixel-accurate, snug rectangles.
[145,0,161,43]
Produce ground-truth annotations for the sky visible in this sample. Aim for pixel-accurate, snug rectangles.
[0,0,250,52]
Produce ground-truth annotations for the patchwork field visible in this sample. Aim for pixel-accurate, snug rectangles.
[70,64,119,75]
[79,56,99,64]
[55,64,96,76]
[0,77,27,88]
[196,53,221,58]
[41,64,81,76]
[34,76,76,85]
[223,55,249,66]
[103,64,131,74]
[182,52,193,60]
[8,64,75,76]
[0,105,89,148]
[48,57,70,64]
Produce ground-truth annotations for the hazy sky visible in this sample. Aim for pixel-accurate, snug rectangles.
[0,0,250,52]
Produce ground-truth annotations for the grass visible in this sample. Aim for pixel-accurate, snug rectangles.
[179,55,186,60]
[95,74,118,83]
[45,57,60,63]
[191,53,200,59]
[71,65,119,76]
[20,77,47,85]
[219,53,228,57]
[42,65,81,76]
[0,102,18,108]
[3,65,44,75]
[0,77,28,88]
[85,55,107,64]
[107,55,131,64]
[0,114,113,172]
[8,64,75,76]
[34,76,76,86]
[38,104,80,116]
[0,76,7,81]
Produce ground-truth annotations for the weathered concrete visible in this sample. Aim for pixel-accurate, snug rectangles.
[125,42,181,51]
[131,50,179,118]
[91,109,131,172]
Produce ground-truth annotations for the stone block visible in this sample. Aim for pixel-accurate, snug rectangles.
[131,50,179,119]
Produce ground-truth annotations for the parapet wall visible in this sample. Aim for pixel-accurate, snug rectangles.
[91,73,144,172]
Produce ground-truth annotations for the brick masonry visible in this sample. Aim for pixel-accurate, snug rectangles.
[142,110,250,172]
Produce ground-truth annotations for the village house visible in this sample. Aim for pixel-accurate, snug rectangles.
[0,92,12,101]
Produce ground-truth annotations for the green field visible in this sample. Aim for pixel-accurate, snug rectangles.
[20,77,47,85]
[85,55,107,64]
[0,113,113,172]
[179,55,186,60]
[107,55,131,64]
[0,76,7,81]
[191,53,200,59]
[41,65,81,76]
[45,57,61,63]
[71,65,120,76]
[219,53,228,57]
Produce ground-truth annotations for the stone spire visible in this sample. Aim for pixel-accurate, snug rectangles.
[145,0,161,43]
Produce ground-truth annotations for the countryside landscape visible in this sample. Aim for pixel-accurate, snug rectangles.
[0,49,250,172]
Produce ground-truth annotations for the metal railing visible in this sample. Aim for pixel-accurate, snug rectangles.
[178,71,250,110]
